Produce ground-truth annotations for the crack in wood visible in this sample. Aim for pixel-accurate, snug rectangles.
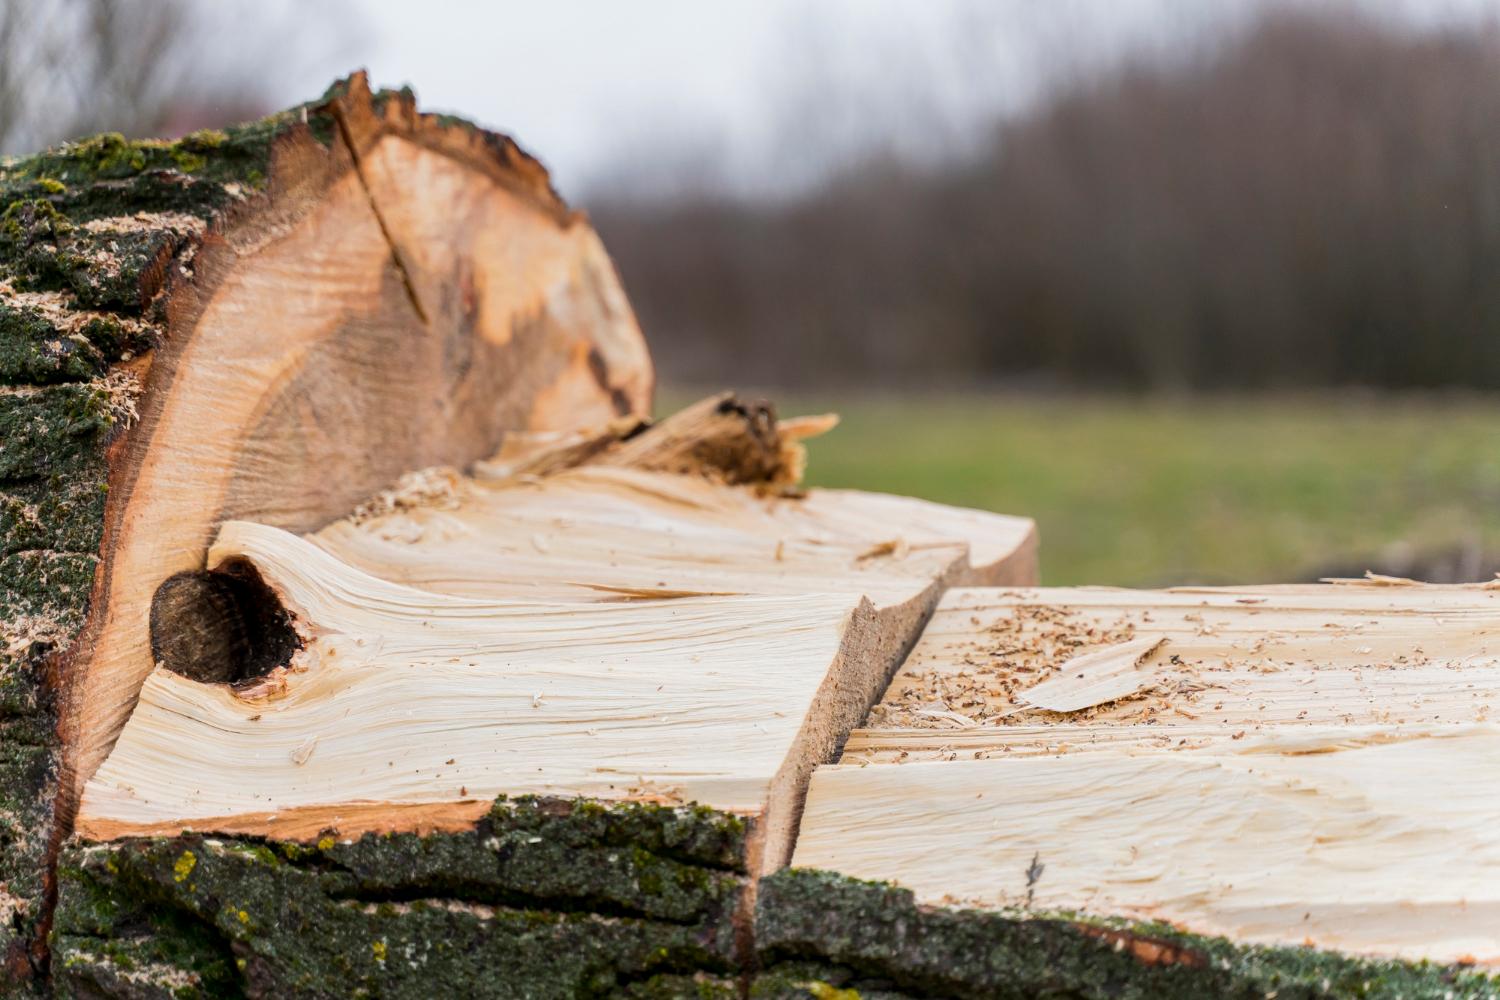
[327,102,430,326]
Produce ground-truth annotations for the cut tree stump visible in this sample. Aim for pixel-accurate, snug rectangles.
[2,74,1494,1000]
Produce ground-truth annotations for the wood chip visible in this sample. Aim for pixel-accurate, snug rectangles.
[1019,636,1167,713]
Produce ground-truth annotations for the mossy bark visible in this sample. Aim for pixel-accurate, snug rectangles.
[0,77,460,992]
[48,805,1500,1000]
[0,97,344,991]
[0,378,114,989]
[753,869,1500,1000]
[50,796,748,999]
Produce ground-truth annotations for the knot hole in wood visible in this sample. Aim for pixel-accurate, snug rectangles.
[149,558,300,685]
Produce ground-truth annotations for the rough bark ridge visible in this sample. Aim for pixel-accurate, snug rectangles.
[753,870,1498,1000]
[53,797,748,999]
[48,812,1499,999]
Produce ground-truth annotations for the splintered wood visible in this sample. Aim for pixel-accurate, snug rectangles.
[60,85,656,810]
[797,584,1500,963]
[76,426,1035,874]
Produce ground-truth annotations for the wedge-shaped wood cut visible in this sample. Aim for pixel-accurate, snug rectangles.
[793,584,1500,974]
[55,423,1035,998]
[77,448,1035,876]
[80,521,861,871]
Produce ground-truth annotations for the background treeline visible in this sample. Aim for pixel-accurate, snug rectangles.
[593,7,1500,390]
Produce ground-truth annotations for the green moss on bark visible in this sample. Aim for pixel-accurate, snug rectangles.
[0,200,192,312]
[0,118,316,227]
[0,298,156,395]
[0,727,54,972]
[0,304,106,385]
[617,972,740,999]
[0,376,116,987]
[0,378,119,610]
[306,795,747,924]
[51,797,749,999]
[486,796,749,873]
[749,961,919,1000]
[0,381,118,479]
[45,819,1500,998]
[755,869,1500,1000]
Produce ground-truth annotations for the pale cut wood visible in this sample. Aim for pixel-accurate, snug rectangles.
[314,465,1036,606]
[794,582,1500,965]
[77,461,1035,872]
[1015,635,1165,712]
[60,75,652,818]
[797,726,1500,963]
[80,522,860,863]
[865,583,1500,741]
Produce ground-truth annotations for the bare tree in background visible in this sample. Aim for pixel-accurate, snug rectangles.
[594,4,1500,392]
[0,0,357,155]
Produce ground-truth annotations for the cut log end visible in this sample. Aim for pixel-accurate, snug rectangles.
[42,71,655,812]
[0,71,661,991]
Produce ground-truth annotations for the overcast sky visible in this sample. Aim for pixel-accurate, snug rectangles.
[263,0,1500,198]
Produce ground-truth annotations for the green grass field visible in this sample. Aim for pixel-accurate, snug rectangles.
[667,390,1500,587]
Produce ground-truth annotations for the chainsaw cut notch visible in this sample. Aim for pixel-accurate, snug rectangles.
[149,558,300,686]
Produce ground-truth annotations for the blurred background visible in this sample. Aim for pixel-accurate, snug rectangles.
[10,0,1500,586]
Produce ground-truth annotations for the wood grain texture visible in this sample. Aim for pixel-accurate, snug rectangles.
[77,456,1036,875]
[864,583,1500,739]
[67,73,652,814]
[797,582,1500,966]
[315,467,1035,607]
[802,727,1500,962]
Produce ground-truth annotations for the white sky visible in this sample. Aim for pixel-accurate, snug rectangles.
[263,0,1500,199]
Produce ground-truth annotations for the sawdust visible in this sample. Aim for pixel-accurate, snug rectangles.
[869,603,1144,729]
[349,466,465,524]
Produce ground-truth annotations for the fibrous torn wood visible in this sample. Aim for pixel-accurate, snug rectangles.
[77,399,1037,879]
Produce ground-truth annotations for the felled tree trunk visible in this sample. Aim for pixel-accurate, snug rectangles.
[4,75,1494,1000]
[0,73,1036,997]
